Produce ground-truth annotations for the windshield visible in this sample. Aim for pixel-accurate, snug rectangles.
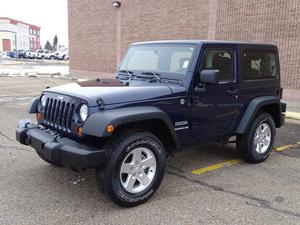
[119,44,196,77]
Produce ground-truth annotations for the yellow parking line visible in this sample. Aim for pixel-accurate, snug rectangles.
[191,159,241,175]
[191,142,300,175]
[275,142,300,152]
[285,111,300,120]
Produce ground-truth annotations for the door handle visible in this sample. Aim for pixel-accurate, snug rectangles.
[226,89,239,95]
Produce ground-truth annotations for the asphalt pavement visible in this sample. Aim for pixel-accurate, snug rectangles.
[0,77,299,225]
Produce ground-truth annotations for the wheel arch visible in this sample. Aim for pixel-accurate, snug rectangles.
[83,106,180,151]
[236,96,282,134]
[27,97,39,114]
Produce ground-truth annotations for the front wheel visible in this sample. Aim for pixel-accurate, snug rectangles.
[237,113,276,163]
[96,131,166,207]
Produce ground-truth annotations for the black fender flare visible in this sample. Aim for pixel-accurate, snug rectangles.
[83,106,180,148]
[235,96,281,134]
[28,97,39,114]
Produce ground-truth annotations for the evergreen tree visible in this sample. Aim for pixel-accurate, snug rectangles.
[53,35,58,50]
[44,40,53,50]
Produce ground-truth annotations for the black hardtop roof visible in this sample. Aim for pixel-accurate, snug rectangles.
[131,40,277,48]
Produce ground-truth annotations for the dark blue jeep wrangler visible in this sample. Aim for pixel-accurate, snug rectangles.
[16,40,286,207]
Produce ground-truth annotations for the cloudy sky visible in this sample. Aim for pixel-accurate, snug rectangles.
[0,0,68,47]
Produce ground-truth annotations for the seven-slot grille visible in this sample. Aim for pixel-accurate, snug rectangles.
[43,97,75,131]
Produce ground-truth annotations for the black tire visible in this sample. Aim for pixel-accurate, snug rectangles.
[37,152,63,167]
[237,113,276,163]
[96,130,166,207]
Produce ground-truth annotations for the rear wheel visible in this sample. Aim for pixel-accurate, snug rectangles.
[237,113,276,163]
[96,130,166,207]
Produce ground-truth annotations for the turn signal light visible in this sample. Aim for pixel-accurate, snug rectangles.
[77,127,84,137]
[36,113,41,121]
[106,125,114,133]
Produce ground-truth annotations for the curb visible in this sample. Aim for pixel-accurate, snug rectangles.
[285,111,300,120]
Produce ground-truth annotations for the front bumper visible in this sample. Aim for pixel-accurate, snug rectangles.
[16,119,106,169]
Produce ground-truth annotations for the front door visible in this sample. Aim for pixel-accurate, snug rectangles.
[191,45,240,140]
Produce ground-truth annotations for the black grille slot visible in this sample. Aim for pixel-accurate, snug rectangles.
[43,97,75,131]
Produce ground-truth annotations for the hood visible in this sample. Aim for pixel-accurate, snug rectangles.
[44,79,186,107]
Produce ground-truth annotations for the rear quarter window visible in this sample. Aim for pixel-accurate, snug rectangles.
[242,49,278,80]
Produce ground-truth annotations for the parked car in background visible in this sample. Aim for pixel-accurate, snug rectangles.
[0,51,8,58]
[45,51,58,60]
[17,50,27,58]
[56,49,69,60]
[24,51,36,59]
[6,51,17,58]
[35,49,50,59]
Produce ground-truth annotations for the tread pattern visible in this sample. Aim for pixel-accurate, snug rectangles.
[237,113,276,163]
[95,129,166,207]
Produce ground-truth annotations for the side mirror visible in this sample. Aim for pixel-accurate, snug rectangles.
[199,69,220,84]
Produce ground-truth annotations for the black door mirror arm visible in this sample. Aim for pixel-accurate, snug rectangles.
[194,83,206,94]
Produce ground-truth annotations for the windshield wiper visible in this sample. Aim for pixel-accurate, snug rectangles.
[117,70,136,80]
[139,72,161,82]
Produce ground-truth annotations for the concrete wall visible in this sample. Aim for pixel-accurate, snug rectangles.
[68,0,300,89]
[17,23,30,50]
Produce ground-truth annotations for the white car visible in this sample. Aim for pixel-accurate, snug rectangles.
[56,49,69,60]
[24,51,36,59]
[35,49,50,59]
[45,51,58,60]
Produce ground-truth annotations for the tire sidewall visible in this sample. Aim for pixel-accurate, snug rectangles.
[107,132,166,206]
[248,113,276,161]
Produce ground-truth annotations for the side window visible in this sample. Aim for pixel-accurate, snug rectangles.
[200,48,234,81]
[242,49,277,80]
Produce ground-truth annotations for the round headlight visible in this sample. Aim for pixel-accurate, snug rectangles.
[79,104,88,122]
[40,95,47,108]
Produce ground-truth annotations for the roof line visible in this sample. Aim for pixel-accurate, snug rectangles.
[131,39,276,46]
[0,17,40,29]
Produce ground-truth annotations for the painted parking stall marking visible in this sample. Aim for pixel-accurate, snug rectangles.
[191,142,300,175]
[192,159,241,175]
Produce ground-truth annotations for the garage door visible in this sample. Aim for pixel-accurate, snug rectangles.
[2,39,11,51]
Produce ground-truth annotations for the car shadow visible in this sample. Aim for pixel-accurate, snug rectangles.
[21,143,239,209]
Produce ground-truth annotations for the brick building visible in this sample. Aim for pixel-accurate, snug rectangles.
[68,0,300,91]
[0,17,40,52]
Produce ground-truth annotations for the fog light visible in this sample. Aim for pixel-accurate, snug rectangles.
[106,125,114,133]
[77,127,84,137]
